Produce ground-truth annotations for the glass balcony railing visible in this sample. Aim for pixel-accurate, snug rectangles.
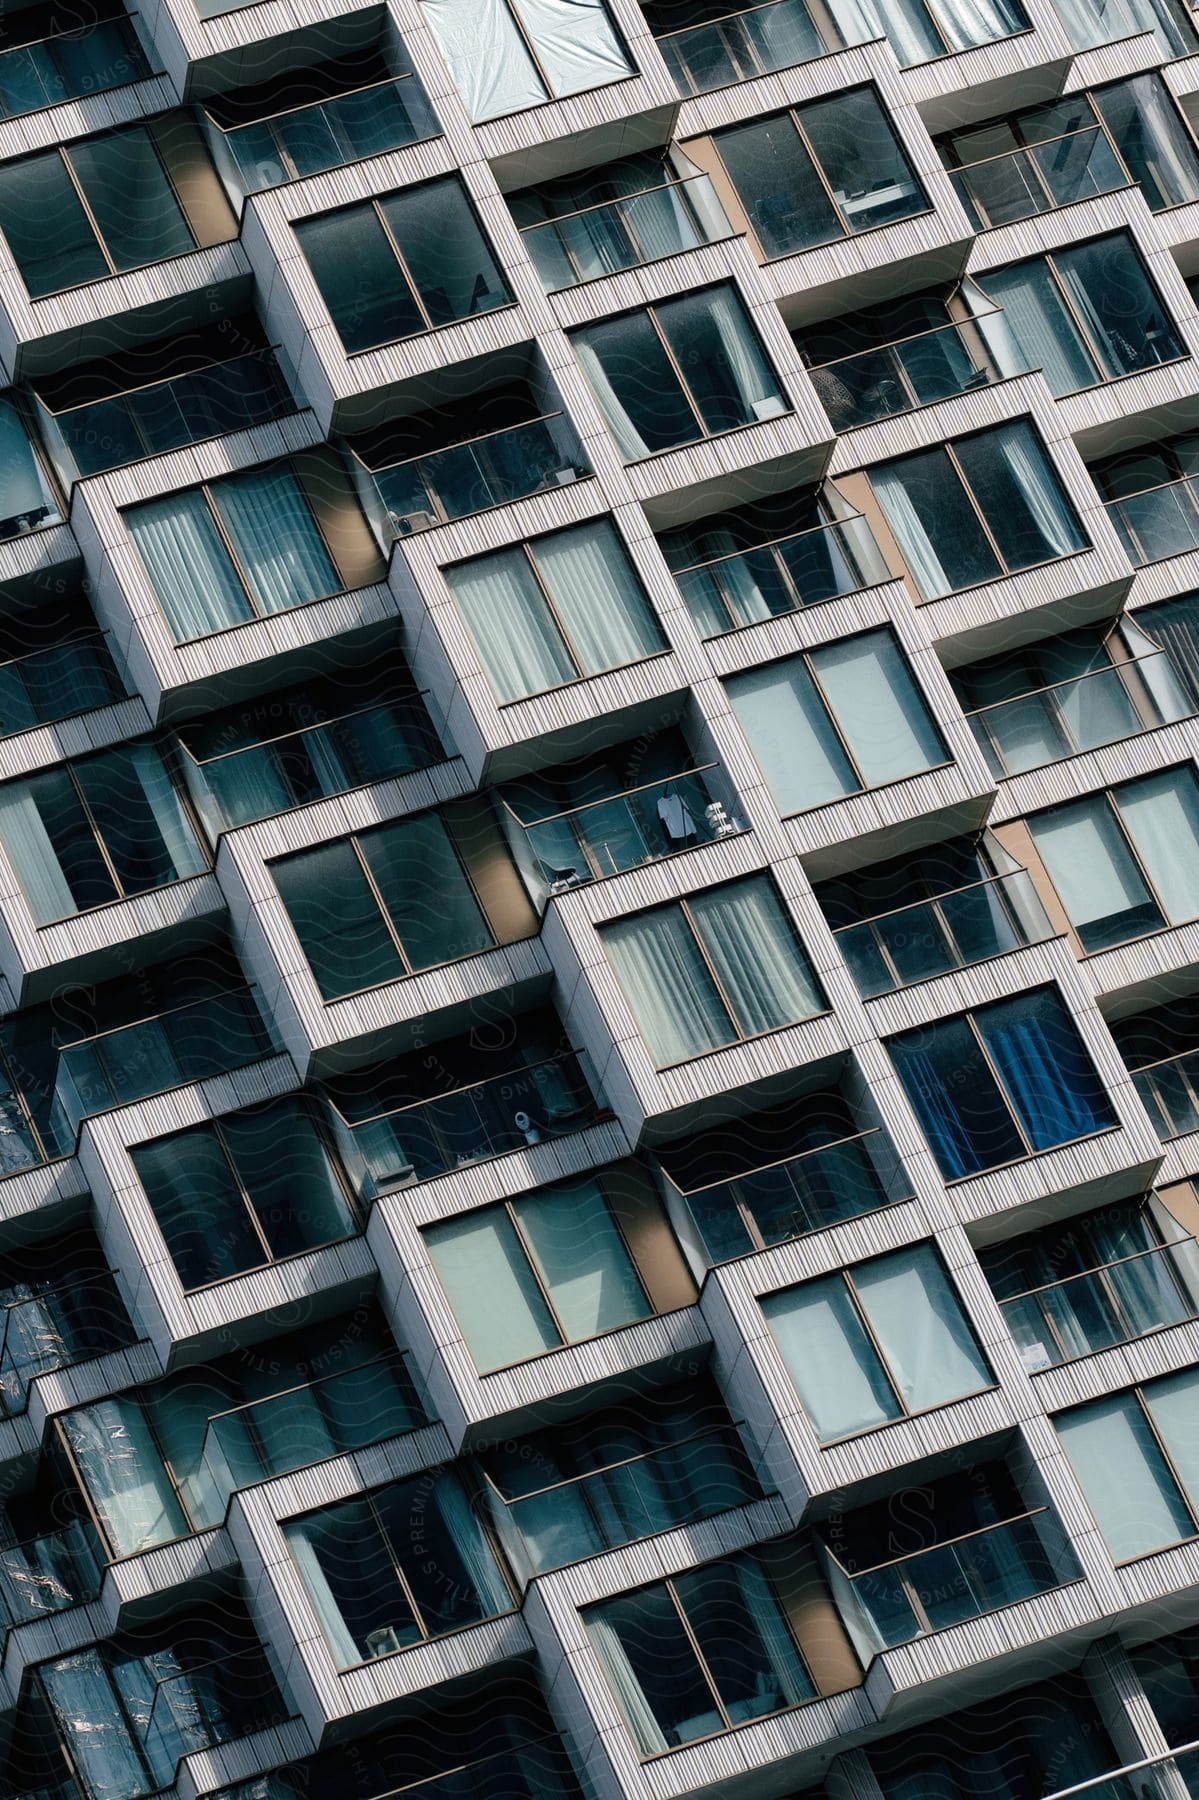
[0,1518,103,1628]
[670,512,891,637]
[0,630,124,738]
[138,1647,286,1787]
[654,0,842,94]
[1132,1047,1199,1139]
[199,1350,423,1516]
[209,1736,582,1800]
[664,1124,913,1263]
[204,75,439,196]
[822,1508,1079,1655]
[51,988,279,1139]
[1040,1742,1199,1800]
[945,124,1128,231]
[807,318,1006,431]
[367,412,588,535]
[520,175,731,291]
[34,347,299,483]
[0,1270,133,1417]
[834,870,1056,999]
[502,764,746,895]
[329,1049,610,1201]
[996,1238,1199,1372]
[964,650,1193,778]
[1104,473,1199,566]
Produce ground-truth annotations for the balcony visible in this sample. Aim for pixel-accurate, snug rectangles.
[202,74,438,196]
[1103,473,1199,566]
[667,513,891,637]
[662,1124,912,1262]
[518,173,731,291]
[0,1268,133,1416]
[0,1519,103,1629]
[200,1347,424,1509]
[210,1736,582,1800]
[994,1236,1199,1371]
[34,346,298,482]
[500,762,746,895]
[50,987,279,1138]
[1041,1743,1199,1800]
[823,1506,1079,1655]
[964,646,1193,778]
[649,0,846,94]
[944,123,1128,231]
[1132,1047,1199,1139]
[0,628,123,738]
[328,1047,609,1200]
[806,318,1006,432]
[360,410,589,535]
[833,870,1057,999]
[137,1647,288,1784]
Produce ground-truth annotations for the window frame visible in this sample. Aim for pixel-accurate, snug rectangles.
[1057,1376,1199,1566]
[0,9,151,124]
[420,0,634,121]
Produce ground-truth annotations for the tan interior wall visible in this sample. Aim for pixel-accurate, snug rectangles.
[756,1536,863,1697]
[599,1161,700,1313]
[292,446,390,594]
[443,794,540,945]
[150,112,239,249]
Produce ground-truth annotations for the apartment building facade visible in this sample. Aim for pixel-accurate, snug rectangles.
[0,0,1197,1796]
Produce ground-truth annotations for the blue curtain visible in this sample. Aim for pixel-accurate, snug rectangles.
[978,992,1113,1151]
[892,1046,985,1180]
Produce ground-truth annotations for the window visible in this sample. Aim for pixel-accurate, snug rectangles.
[601,873,825,1066]
[0,126,198,297]
[0,741,207,926]
[176,666,442,832]
[295,178,511,354]
[0,396,62,539]
[841,0,1027,66]
[0,1233,132,1415]
[480,1379,762,1575]
[1137,593,1199,711]
[584,1554,817,1753]
[1054,0,1193,59]
[421,0,632,121]
[725,628,948,815]
[1057,1370,1199,1561]
[423,1175,653,1371]
[126,462,342,643]
[710,89,926,259]
[1091,428,1199,565]
[889,987,1116,1181]
[871,418,1086,597]
[0,6,149,121]
[1092,75,1199,210]
[763,1243,992,1442]
[572,286,787,460]
[130,1097,359,1291]
[445,519,666,703]
[646,0,834,94]
[1130,1624,1199,1748]
[1028,767,1199,950]
[0,599,122,738]
[974,233,1184,396]
[285,1470,512,1667]
[272,799,531,1002]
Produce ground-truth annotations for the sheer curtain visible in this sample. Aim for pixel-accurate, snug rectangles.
[687,878,823,1034]
[1057,1394,1193,1561]
[727,657,858,812]
[827,0,943,61]
[763,1278,898,1440]
[872,462,954,596]
[977,991,1112,1148]
[853,1245,991,1411]
[974,263,1096,395]
[811,630,944,785]
[534,523,663,673]
[1117,768,1199,924]
[603,907,732,1063]
[424,1208,558,1371]
[706,288,783,417]
[573,335,652,459]
[586,1613,670,1754]
[215,466,338,616]
[929,0,1026,49]
[127,492,252,641]
[1030,796,1152,941]
[990,421,1085,559]
[284,1519,362,1667]
[432,1473,514,1614]
[0,780,75,922]
[447,546,576,701]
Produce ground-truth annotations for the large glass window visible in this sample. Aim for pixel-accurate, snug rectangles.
[975,232,1184,396]
[1054,0,1193,59]
[130,1098,359,1291]
[272,801,522,1001]
[763,1243,992,1442]
[0,741,207,926]
[424,1175,652,1371]
[0,395,62,539]
[0,7,149,121]
[871,418,1086,598]
[572,285,787,460]
[711,89,926,259]
[284,1469,513,1666]
[1092,74,1199,210]
[1057,1370,1199,1562]
[584,1554,817,1753]
[296,178,511,353]
[836,0,1027,66]
[889,987,1116,1181]
[422,0,632,120]
[445,519,666,703]
[0,597,122,736]
[1028,767,1199,951]
[126,462,341,643]
[0,125,197,297]
[601,873,825,1066]
[725,628,947,815]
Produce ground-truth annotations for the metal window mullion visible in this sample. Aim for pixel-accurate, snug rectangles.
[371,196,435,332]
[504,1200,572,1346]
[677,894,741,1040]
[348,831,416,974]
[1133,1384,1199,1535]
[521,540,586,677]
[964,1008,1035,1157]
[801,648,868,790]
[943,439,1011,572]
[644,302,707,441]
[58,145,118,276]
[1106,785,1172,926]
[841,1269,909,1418]
[665,1578,735,1731]
[66,763,128,901]
[788,106,853,237]
[200,483,262,618]
[210,1117,277,1266]
[366,1489,432,1641]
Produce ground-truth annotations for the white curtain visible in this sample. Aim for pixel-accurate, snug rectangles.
[705,287,781,416]
[991,421,1083,559]
[853,1245,992,1413]
[928,0,1025,48]
[432,1473,514,1614]
[1057,1394,1192,1561]
[762,1279,898,1441]
[283,1519,362,1668]
[872,463,954,596]
[726,657,857,812]
[829,0,943,62]
[0,779,75,922]
[1031,796,1151,933]
[510,0,633,95]
[687,877,822,1035]
[810,629,944,786]
[215,465,338,617]
[574,333,651,460]
[1117,768,1199,924]
[127,492,251,642]
[974,263,1096,396]
[587,1613,669,1754]
[447,546,576,702]
[603,906,731,1063]
[533,522,662,674]
[422,0,545,120]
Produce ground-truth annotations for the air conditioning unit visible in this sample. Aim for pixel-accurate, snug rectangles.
[389,509,437,536]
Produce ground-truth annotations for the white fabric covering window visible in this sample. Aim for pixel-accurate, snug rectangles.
[423,0,632,121]
[1057,1392,1196,1561]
